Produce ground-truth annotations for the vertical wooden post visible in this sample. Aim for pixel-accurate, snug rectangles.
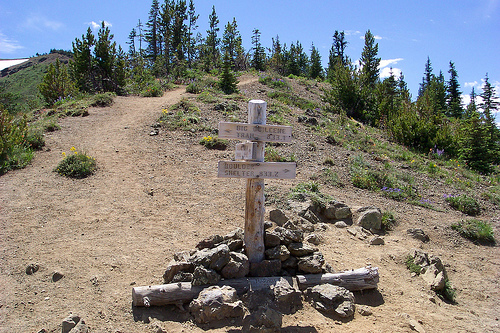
[245,100,266,263]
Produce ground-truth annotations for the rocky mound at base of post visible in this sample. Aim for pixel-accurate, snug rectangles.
[132,199,381,331]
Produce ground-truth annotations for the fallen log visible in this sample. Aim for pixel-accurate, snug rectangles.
[132,266,378,307]
[296,266,379,291]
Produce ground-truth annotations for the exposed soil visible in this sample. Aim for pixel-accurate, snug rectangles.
[1,75,499,332]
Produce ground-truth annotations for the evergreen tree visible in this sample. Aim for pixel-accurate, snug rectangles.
[186,0,199,68]
[465,87,477,118]
[127,28,137,56]
[136,19,145,55]
[327,30,348,81]
[219,50,239,94]
[222,18,243,69]
[418,57,433,97]
[445,61,463,118]
[309,43,323,79]
[39,59,76,105]
[359,30,380,89]
[70,27,95,92]
[251,28,266,71]
[159,0,174,74]
[204,6,220,70]
[145,0,161,61]
[480,73,500,121]
[171,0,187,61]
[359,29,381,124]
[269,35,284,74]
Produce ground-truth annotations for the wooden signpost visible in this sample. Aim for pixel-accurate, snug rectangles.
[218,100,296,263]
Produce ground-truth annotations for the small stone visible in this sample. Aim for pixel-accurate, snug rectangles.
[52,271,64,282]
[358,305,373,316]
[269,209,289,226]
[369,236,385,245]
[357,207,382,230]
[297,252,325,274]
[189,286,244,324]
[192,266,220,286]
[407,228,430,242]
[288,242,317,257]
[409,318,426,333]
[305,233,322,245]
[26,263,39,275]
[264,231,281,248]
[334,221,348,228]
[62,314,88,333]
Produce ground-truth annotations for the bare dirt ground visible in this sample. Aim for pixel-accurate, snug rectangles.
[1,75,499,332]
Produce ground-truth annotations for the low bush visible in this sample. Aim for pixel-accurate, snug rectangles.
[0,107,33,174]
[445,194,480,216]
[54,147,96,179]
[199,136,228,150]
[451,219,495,244]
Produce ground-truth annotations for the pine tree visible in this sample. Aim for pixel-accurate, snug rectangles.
[418,57,433,97]
[309,43,323,79]
[251,28,266,71]
[171,0,187,61]
[127,28,137,56]
[222,18,243,70]
[159,0,174,74]
[95,22,117,92]
[204,6,220,71]
[219,50,239,94]
[465,87,476,118]
[327,30,348,82]
[359,30,381,124]
[39,59,76,105]
[70,27,95,92]
[445,61,463,118]
[145,0,161,61]
[269,35,284,74]
[186,0,199,68]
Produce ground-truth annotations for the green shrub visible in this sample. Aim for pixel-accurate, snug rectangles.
[405,255,422,275]
[0,108,33,174]
[54,147,96,178]
[451,219,495,244]
[259,75,289,89]
[265,147,296,162]
[381,211,397,231]
[437,279,456,303]
[445,194,480,216]
[199,136,228,150]
[141,81,163,97]
[90,92,115,107]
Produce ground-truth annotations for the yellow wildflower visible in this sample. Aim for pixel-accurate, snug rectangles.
[70,147,76,152]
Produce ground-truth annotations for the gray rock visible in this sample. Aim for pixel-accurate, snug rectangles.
[173,251,191,262]
[190,244,230,271]
[272,277,302,314]
[189,286,244,324]
[302,209,320,224]
[62,314,88,333]
[334,221,348,228]
[227,239,244,251]
[221,252,250,279]
[26,263,39,275]
[264,221,274,230]
[356,207,382,230]
[305,284,355,318]
[305,233,322,245]
[288,242,317,257]
[297,252,325,274]
[196,234,224,249]
[264,231,281,248]
[407,228,430,242]
[409,249,429,267]
[52,271,64,282]
[358,305,373,316]
[315,223,329,231]
[192,266,221,286]
[250,260,281,277]
[274,227,303,245]
[269,209,289,226]
[265,245,290,262]
[295,217,315,232]
[283,220,299,230]
[163,260,194,283]
[324,206,337,219]
[224,228,244,241]
[369,236,385,245]
[281,256,298,270]
[171,271,193,283]
[409,319,426,333]
[242,306,282,333]
[335,206,352,220]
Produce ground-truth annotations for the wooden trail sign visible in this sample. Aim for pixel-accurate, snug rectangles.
[217,100,296,264]
[218,122,292,143]
[218,161,296,179]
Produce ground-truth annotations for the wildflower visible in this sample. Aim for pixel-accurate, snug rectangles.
[70,147,76,152]
[62,152,66,158]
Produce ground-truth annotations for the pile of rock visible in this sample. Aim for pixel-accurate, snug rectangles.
[407,249,447,292]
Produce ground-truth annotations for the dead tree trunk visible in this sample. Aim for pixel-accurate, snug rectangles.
[132,267,378,307]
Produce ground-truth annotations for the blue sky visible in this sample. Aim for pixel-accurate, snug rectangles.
[1,0,499,107]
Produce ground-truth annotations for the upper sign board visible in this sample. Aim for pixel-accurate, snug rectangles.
[218,122,292,143]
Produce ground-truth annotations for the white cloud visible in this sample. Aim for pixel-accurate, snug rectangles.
[374,35,383,40]
[0,32,24,54]
[379,58,404,69]
[88,21,112,30]
[464,81,478,88]
[23,14,64,31]
[380,66,402,79]
[344,30,361,36]
[360,34,384,40]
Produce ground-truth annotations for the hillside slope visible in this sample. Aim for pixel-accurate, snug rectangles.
[0,74,499,332]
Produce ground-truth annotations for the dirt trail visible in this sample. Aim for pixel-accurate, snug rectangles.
[1,77,500,332]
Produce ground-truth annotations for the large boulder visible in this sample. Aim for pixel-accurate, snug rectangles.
[297,252,325,274]
[190,244,230,271]
[221,252,250,279]
[242,306,282,333]
[287,242,317,257]
[305,284,355,318]
[189,286,245,324]
[356,207,382,230]
[163,260,194,283]
[269,209,289,226]
[272,277,302,314]
[192,266,221,286]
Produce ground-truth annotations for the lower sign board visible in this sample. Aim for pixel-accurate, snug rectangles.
[218,161,296,179]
